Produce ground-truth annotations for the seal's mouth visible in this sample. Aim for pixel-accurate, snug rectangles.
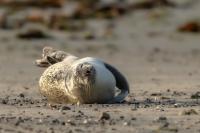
[83,67,94,77]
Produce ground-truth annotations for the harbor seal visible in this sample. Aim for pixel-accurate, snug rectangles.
[36,47,129,104]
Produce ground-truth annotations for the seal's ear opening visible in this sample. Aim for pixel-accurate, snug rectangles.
[46,56,58,65]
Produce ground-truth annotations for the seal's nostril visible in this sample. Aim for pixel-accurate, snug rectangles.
[84,69,91,76]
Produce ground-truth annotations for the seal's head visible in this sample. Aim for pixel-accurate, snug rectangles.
[67,62,97,103]
[74,62,96,85]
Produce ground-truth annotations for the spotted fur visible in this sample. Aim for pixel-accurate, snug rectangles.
[37,47,129,104]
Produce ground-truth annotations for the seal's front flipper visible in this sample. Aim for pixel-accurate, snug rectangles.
[46,56,59,65]
[35,47,57,67]
[104,62,129,103]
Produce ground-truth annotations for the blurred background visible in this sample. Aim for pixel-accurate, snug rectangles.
[0,0,200,102]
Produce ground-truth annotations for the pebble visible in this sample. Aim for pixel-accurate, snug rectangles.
[38,119,43,123]
[174,103,182,108]
[131,107,137,111]
[18,93,25,98]
[99,112,110,120]
[61,106,71,111]
[67,120,76,126]
[51,119,60,124]
[78,110,84,115]
[83,119,88,124]
[191,92,200,99]
[179,109,198,115]
[123,122,130,126]
[131,117,137,120]
[61,122,66,125]
[156,106,164,111]
[1,99,8,104]
[156,116,167,122]
[120,116,124,119]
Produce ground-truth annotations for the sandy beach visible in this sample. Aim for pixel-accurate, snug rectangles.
[0,0,200,132]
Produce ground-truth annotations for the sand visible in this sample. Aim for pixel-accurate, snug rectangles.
[0,1,200,132]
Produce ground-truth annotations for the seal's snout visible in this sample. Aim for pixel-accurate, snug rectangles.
[84,67,93,76]
[86,69,91,75]
[76,63,95,78]
[83,64,95,77]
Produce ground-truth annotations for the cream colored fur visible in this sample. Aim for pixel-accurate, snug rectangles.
[39,56,117,104]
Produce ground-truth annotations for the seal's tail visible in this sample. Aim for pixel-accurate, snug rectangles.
[104,62,129,103]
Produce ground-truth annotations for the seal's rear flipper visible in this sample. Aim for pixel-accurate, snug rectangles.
[42,47,57,58]
[35,59,50,67]
[35,47,69,67]
[46,56,59,64]
[104,62,129,103]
